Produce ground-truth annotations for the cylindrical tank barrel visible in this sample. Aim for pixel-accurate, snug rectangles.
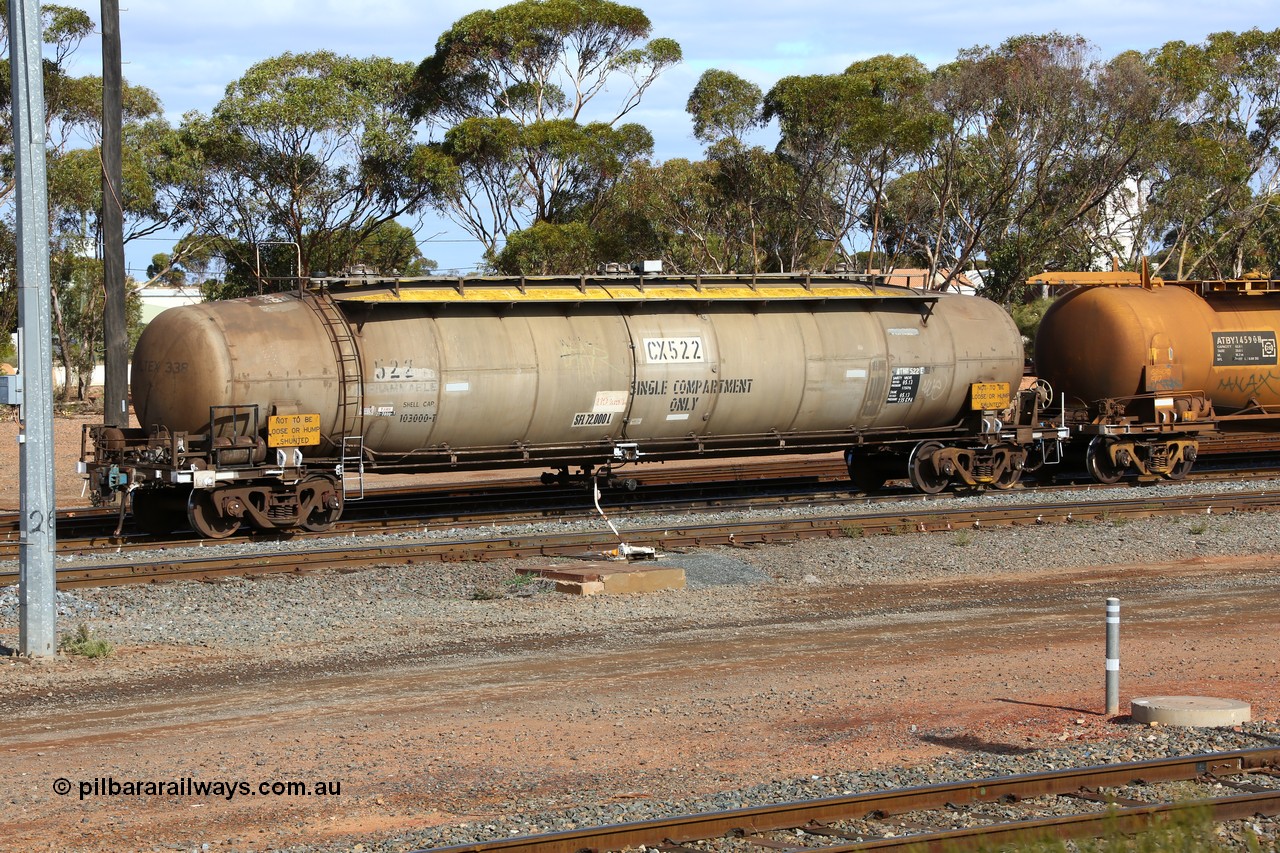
[1035,284,1280,412]
[133,288,1024,457]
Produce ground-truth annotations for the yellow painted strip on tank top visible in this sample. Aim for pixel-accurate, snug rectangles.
[331,284,912,303]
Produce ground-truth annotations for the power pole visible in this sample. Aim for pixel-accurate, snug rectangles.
[9,0,58,657]
[101,0,128,427]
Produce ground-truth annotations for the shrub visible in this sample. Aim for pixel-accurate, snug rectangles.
[59,624,112,658]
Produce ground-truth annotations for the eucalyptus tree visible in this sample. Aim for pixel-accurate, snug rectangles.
[1254,205,1280,274]
[0,3,96,365]
[491,219,599,273]
[668,69,773,272]
[0,2,96,186]
[46,91,185,243]
[840,55,943,274]
[760,55,942,273]
[761,73,874,271]
[408,0,681,263]
[601,154,805,274]
[1141,28,1280,279]
[46,103,166,400]
[309,219,436,277]
[680,68,815,273]
[687,68,767,147]
[152,219,435,298]
[903,33,1166,301]
[180,51,452,291]
[597,69,805,275]
[0,3,180,396]
[624,60,939,275]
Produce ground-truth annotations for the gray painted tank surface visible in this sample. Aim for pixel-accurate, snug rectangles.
[131,279,1023,462]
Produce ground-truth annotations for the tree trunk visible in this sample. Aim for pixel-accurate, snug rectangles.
[49,288,72,403]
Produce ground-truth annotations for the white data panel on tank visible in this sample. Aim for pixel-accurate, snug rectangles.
[641,337,706,363]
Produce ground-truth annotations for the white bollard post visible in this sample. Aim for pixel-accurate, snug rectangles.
[1105,597,1120,715]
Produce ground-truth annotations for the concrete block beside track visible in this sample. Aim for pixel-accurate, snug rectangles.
[520,562,686,595]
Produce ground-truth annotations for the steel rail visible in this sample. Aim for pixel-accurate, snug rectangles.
[413,748,1280,853]
[835,791,1280,851]
[11,487,1280,588]
[7,440,1280,554]
[8,453,1280,559]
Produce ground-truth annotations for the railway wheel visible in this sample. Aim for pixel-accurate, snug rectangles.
[299,476,343,532]
[992,461,1022,490]
[132,489,188,536]
[1167,453,1195,481]
[187,489,242,539]
[1085,436,1124,485]
[908,441,949,495]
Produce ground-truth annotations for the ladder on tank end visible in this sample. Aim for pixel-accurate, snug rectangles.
[309,293,365,440]
[307,291,366,502]
[340,435,365,501]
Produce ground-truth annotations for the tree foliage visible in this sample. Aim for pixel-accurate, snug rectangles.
[492,220,600,273]
[893,33,1170,301]
[409,0,680,127]
[5,0,1280,367]
[762,55,942,273]
[49,251,141,401]
[409,0,680,260]
[0,3,168,398]
[1139,29,1280,278]
[178,51,450,289]
[687,69,765,148]
[620,61,941,275]
[604,28,1280,296]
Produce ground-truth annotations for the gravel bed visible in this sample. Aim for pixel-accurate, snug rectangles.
[5,479,1279,852]
[2,478,1277,655]
[0,506,1269,656]
[0,587,101,621]
[317,722,1280,853]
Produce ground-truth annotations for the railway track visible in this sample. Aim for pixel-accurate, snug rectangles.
[2,433,1280,587]
[7,460,861,558]
[10,486,1280,588]
[7,446,1280,556]
[418,748,1280,853]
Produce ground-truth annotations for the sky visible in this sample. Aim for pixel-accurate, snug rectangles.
[52,0,1280,278]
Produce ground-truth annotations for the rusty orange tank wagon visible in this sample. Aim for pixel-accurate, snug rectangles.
[1031,270,1280,483]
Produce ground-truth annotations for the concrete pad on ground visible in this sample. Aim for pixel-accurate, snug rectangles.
[1130,696,1251,727]
[520,562,686,595]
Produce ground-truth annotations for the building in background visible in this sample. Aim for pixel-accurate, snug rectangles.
[135,281,204,325]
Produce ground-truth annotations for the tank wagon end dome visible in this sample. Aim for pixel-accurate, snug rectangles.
[1034,285,1209,404]
[132,303,236,432]
[131,294,341,436]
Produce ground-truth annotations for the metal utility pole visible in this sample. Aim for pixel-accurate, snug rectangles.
[9,0,58,656]
[101,0,128,427]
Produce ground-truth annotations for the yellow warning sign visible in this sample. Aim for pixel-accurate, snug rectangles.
[268,413,321,447]
[970,382,1011,411]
